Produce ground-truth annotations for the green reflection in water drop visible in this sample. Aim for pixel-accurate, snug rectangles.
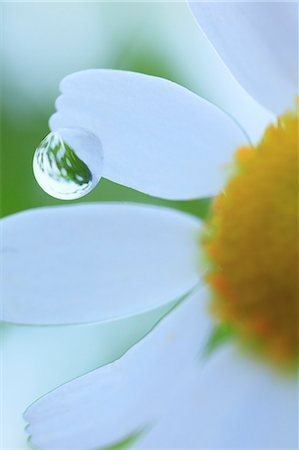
[33,129,103,200]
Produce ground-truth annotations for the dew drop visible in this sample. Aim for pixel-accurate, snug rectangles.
[33,128,104,200]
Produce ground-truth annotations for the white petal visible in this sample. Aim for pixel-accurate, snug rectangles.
[50,69,248,199]
[25,288,297,449]
[25,289,213,450]
[139,346,298,449]
[189,1,298,115]
[2,304,173,448]
[1,203,201,325]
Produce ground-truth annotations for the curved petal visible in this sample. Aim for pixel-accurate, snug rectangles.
[50,69,248,200]
[2,304,173,448]
[189,1,298,115]
[1,203,201,325]
[24,288,297,449]
[24,288,213,449]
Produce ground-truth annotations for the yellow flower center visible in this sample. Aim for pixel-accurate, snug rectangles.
[202,104,298,369]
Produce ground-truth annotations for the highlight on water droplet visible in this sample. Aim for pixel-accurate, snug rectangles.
[33,127,104,200]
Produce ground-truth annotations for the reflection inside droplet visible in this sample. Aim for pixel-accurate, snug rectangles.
[33,128,104,200]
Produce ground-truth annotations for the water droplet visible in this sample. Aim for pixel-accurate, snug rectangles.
[33,128,104,200]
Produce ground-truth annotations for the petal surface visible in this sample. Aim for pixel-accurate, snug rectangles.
[25,289,213,449]
[189,1,298,115]
[50,69,248,199]
[1,203,201,325]
[25,288,297,449]
[139,347,298,449]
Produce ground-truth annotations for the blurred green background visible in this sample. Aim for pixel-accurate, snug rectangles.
[1,2,257,449]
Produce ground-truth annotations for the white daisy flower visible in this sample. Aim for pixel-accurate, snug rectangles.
[1,2,297,449]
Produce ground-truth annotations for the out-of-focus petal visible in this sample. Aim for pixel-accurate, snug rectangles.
[139,346,298,449]
[25,287,297,449]
[24,289,212,449]
[189,1,298,115]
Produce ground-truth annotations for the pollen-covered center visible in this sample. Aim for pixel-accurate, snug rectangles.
[202,106,298,368]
